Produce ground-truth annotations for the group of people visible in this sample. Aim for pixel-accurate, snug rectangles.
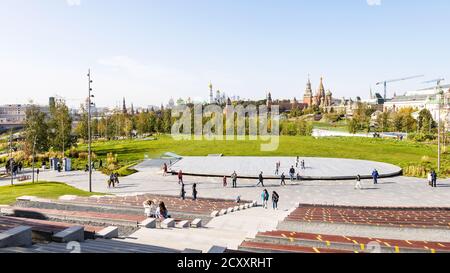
[180,182,198,200]
[142,199,170,219]
[222,171,239,188]
[5,159,23,177]
[261,189,280,210]
[354,169,380,190]
[107,172,120,188]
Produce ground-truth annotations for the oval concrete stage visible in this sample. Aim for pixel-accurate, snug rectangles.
[170,156,402,180]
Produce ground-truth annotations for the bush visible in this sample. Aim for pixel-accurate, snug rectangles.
[403,165,428,177]
[408,133,436,142]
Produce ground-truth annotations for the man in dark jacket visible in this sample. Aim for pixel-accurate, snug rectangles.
[256,171,264,187]
[280,173,286,186]
[431,170,437,188]
[289,166,296,182]
[372,169,379,185]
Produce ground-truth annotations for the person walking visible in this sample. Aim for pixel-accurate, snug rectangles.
[431,170,437,188]
[36,168,40,182]
[427,171,433,187]
[275,162,279,175]
[301,160,305,170]
[256,171,264,187]
[231,171,237,188]
[296,156,299,168]
[178,170,183,184]
[192,183,198,200]
[163,163,168,176]
[223,176,228,187]
[289,166,295,182]
[372,169,379,185]
[180,183,186,200]
[99,159,103,169]
[280,172,286,186]
[261,189,269,209]
[354,174,363,190]
[272,191,280,210]
[109,173,116,188]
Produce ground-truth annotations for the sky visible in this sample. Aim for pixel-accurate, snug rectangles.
[0,0,449,108]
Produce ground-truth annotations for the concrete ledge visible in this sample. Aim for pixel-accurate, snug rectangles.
[95,226,119,239]
[227,207,234,213]
[0,205,13,215]
[207,245,227,253]
[139,218,157,228]
[0,226,32,248]
[16,196,38,202]
[191,218,202,228]
[176,220,190,229]
[219,209,227,216]
[52,226,85,243]
[234,206,240,211]
[58,195,78,201]
[239,205,246,210]
[182,248,203,253]
[161,218,175,229]
[210,211,219,217]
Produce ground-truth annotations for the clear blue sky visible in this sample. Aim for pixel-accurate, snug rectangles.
[1,0,449,108]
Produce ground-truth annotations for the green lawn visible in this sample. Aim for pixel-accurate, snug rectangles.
[0,182,103,205]
[312,121,351,132]
[76,135,449,176]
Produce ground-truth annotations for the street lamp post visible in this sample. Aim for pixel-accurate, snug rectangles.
[32,134,37,183]
[436,80,444,173]
[87,69,93,192]
[9,129,14,186]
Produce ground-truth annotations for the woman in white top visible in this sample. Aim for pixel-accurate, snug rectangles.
[142,200,156,218]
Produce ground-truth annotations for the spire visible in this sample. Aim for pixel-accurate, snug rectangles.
[131,103,135,115]
[318,77,326,98]
[122,97,127,114]
[209,82,213,104]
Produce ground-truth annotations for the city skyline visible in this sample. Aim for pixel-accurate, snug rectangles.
[1,0,449,108]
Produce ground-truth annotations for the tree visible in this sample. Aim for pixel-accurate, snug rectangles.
[48,100,73,153]
[375,112,390,132]
[24,105,49,155]
[348,103,370,133]
[417,109,436,134]
[75,104,89,140]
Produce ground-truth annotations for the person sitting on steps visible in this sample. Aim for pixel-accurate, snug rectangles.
[143,199,157,218]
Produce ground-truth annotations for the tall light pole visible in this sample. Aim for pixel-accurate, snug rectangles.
[87,69,93,192]
[437,83,444,173]
[9,129,14,186]
[32,134,37,183]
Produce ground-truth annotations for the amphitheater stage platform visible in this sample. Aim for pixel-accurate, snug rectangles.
[170,156,402,180]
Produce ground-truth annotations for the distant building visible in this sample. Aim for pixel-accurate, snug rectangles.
[384,86,450,125]
[0,103,50,131]
[303,77,333,109]
[267,92,307,113]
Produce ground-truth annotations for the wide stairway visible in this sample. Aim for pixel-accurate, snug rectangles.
[0,194,254,253]
[238,204,450,253]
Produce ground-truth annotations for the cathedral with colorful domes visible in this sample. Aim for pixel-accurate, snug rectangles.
[303,77,333,108]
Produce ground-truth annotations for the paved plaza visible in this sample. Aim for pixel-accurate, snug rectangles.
[1,157,450,251]
[4,158,449,210]
[170,156,402,180]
